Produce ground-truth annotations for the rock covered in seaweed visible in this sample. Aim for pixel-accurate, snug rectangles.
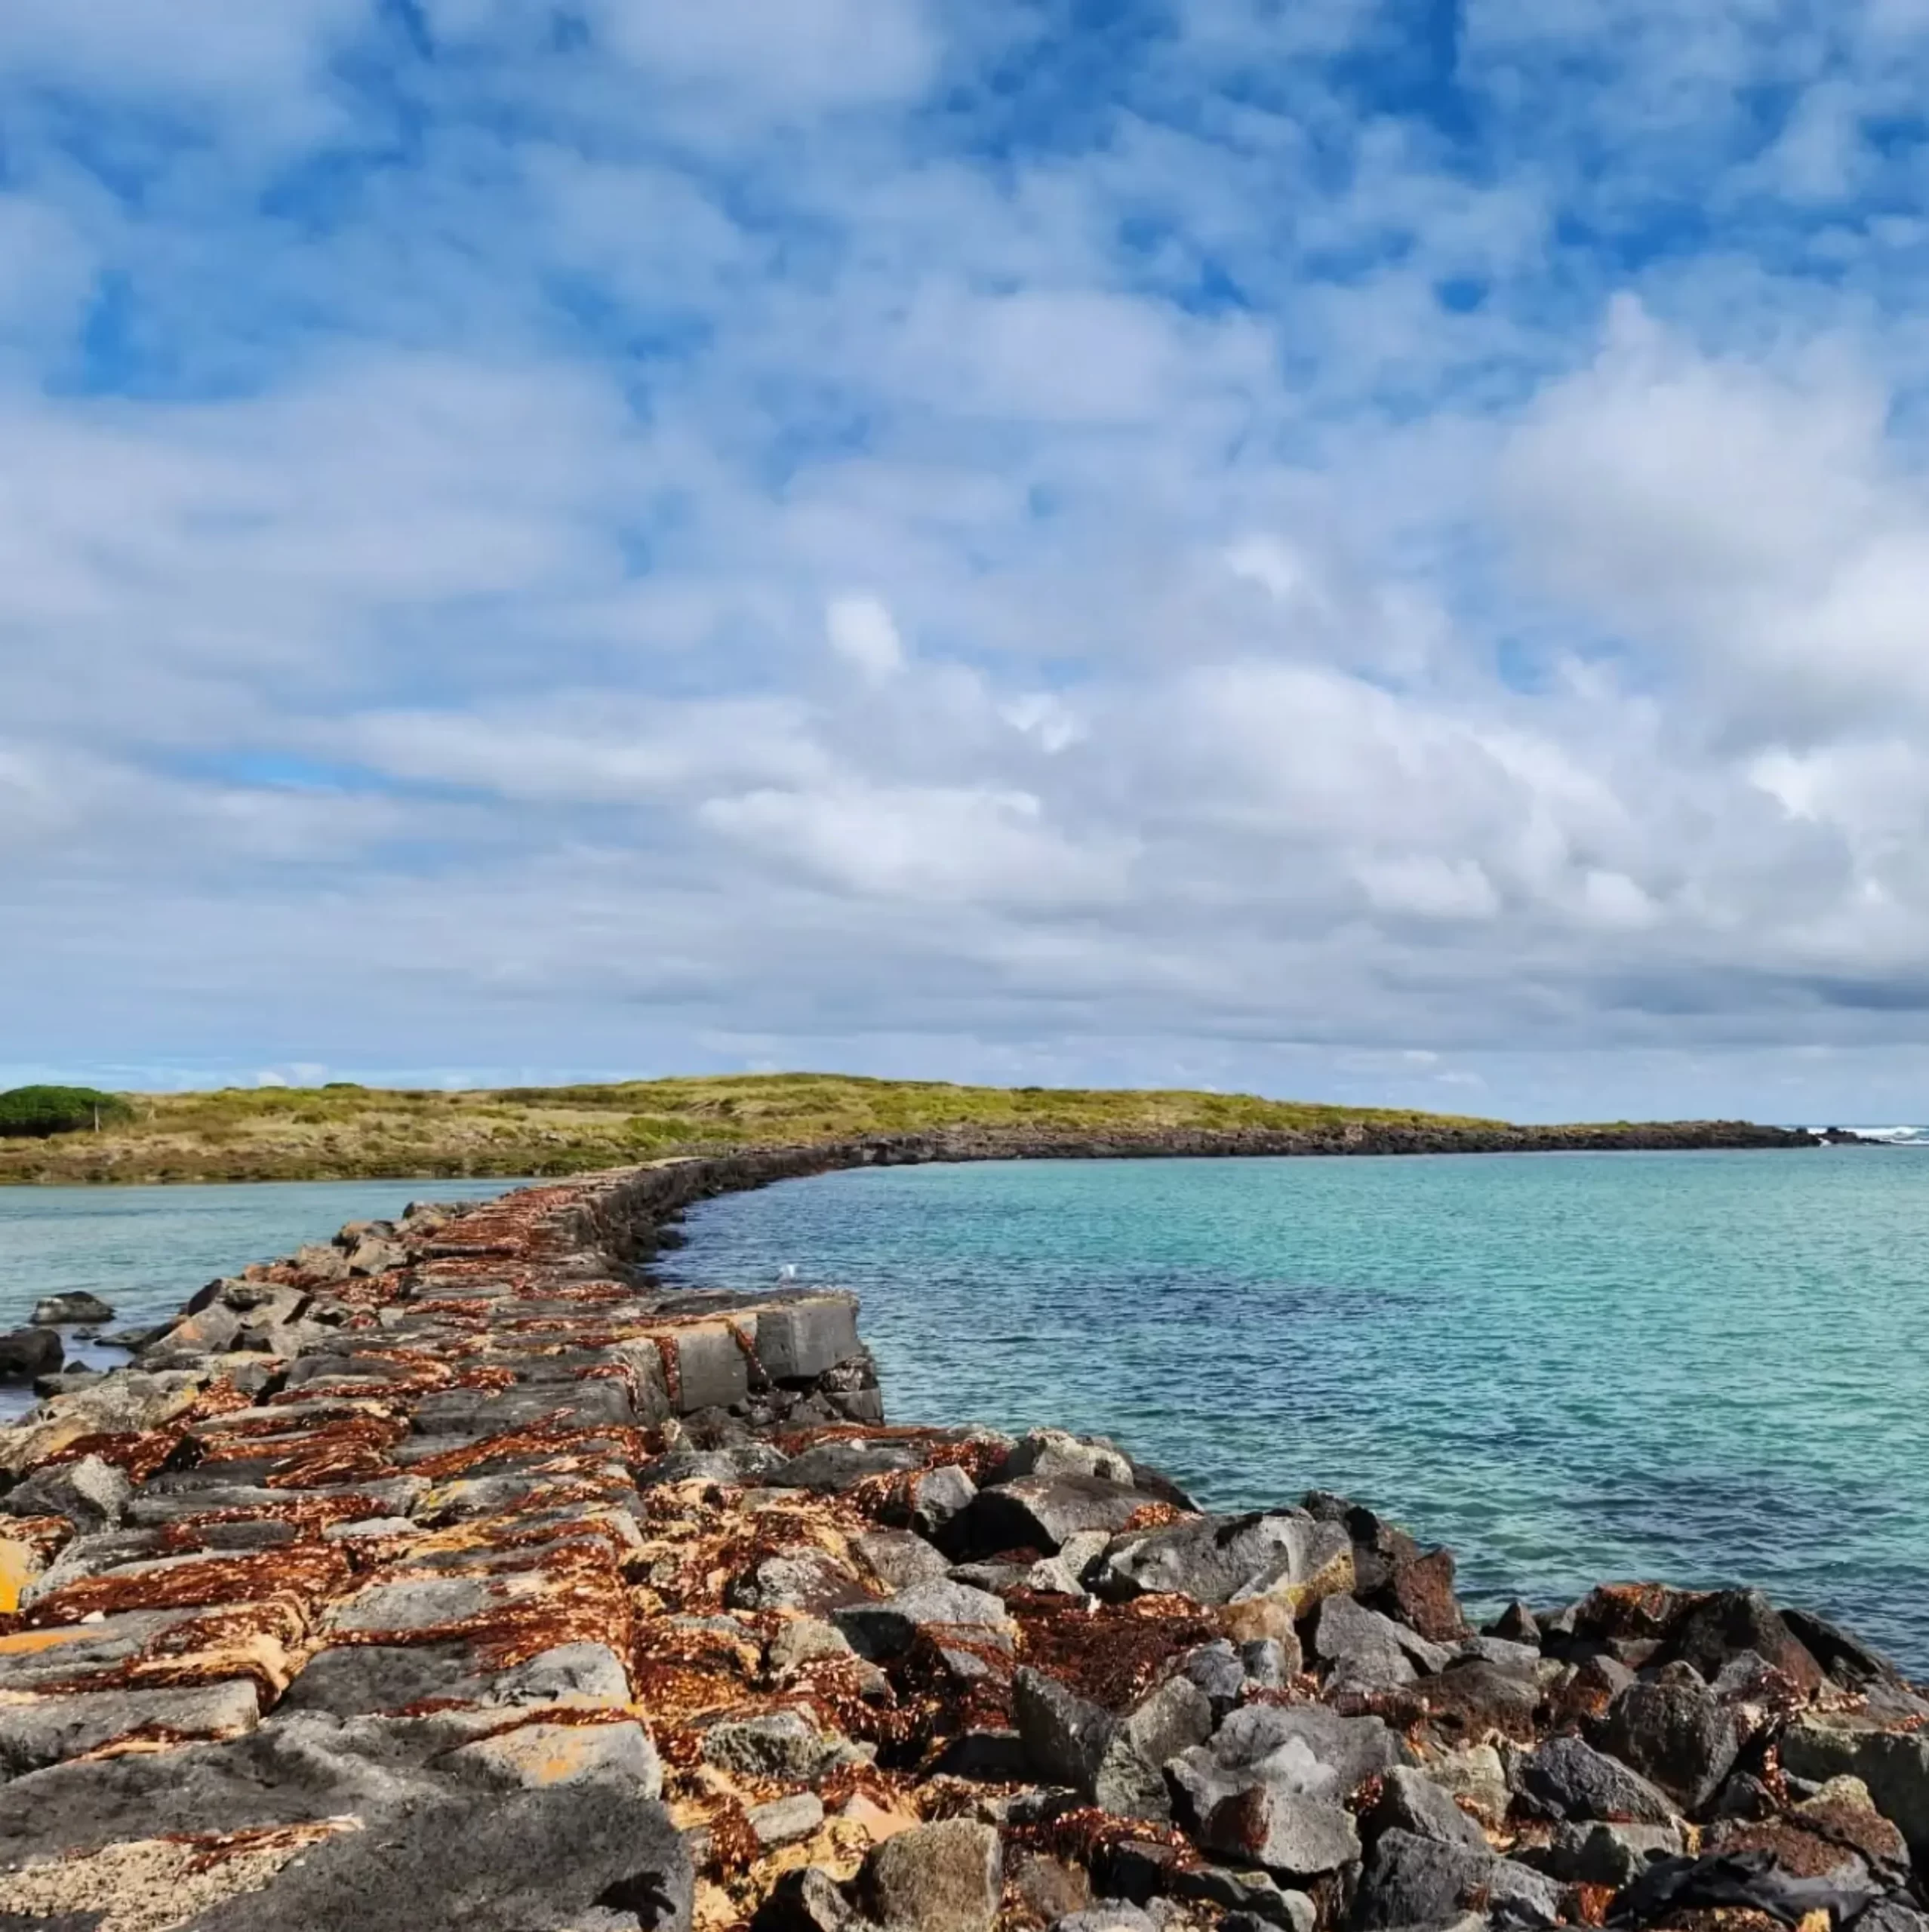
[0,1154,1926,1932]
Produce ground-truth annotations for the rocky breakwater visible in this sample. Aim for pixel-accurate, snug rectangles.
[0,1164,1922,1932]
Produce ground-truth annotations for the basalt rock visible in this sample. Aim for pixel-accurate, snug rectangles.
[2,1155,1924,1932]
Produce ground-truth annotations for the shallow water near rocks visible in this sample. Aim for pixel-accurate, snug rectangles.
[659,1149,1929,1671]
[0,1179,527,1416]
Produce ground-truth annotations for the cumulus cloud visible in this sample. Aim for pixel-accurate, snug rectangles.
[5,0,1929,1118]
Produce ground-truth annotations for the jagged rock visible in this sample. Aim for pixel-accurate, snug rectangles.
[0,1327,63,1380]
[768,1617,860,1678]
[1169,1703,1399,1878]
[728,1547,869,1614]
[1013,1853,1090,1921]
[1488,1602,1540,1645]
[754,1866,857,1932]
[1377,1547,1466,1642]
[1455,1636,1541,1678]
[1169,1865,1315,1931]
[960,1475,1147,1556]
[1097,1511,1353,1614]
[859,1820,1002,1932]
[1662,1589,1823,1697]
[1538,1820,1684,1885]
[1515,1734,1677,1823]
[30,1293,114,1326]
[1367,1767,1487,1850]
[855,1530,952,1592]
[835,1580,1014,1659]
[1054,1906,1156,1932]
[1423,1743,1509,1827]
[1598,1675,1740,1812]
[1781,1716,1929,1863]
[0,1454,131,1532]
[897,1465,977,1540]
[638,1444,792,1488]
[1180,1639,1248,1710]
[775,1438,929,1493]
[1781,1608,1910,1693]
[0,1681,261,1777]
[1011,1669,1210,1820]
[1548,1652,1635,1725]
[1353,1829,1561,1930]
[1312,1594,1453,1688]
[1241,1638,1294,1688]
[701,1709,849,1783]
[1615,1847,1879,1929]
[1004,1429,1136,1487]
[1406,1660,1542,1739]
[751,1792,828,1847]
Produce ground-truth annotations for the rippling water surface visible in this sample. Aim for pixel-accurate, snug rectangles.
[660,1150,1929,1669]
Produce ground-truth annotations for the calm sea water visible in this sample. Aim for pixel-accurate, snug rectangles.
[659,1151,1929,1670]
[5,1155,1925,1669]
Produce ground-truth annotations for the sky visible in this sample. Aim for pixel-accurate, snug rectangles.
[5,1,1929,1122]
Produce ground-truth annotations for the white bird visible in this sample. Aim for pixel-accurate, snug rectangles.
[777,1263,798,1282]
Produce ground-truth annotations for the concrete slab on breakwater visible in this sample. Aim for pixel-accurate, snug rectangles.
[1,1151,1924,1932]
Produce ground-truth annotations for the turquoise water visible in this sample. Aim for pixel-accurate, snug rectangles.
[0,1180,524,1410]
[659,1151,1929,1669]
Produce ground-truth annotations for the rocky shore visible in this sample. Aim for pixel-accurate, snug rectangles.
[0,1154,1922,1932]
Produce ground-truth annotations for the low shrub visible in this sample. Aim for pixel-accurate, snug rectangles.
[0,1085,134,1137]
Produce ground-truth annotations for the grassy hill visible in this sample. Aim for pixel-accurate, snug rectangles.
[0,1073,1510,1185]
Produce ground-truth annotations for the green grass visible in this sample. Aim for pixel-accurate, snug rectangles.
[0,1072,1513,1185]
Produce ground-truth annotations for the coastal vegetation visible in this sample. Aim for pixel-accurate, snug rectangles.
[0,1073,1513,1184]
[0,1085,133,1139]
[0,1072,1801,1186]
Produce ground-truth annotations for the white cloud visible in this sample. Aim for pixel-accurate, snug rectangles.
[5,0,1929,1119]
[826,595,906,681]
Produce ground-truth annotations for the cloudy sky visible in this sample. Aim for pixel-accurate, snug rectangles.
[5,0,1929,1121]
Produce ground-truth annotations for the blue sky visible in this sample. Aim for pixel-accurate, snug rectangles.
[5,0,1929,1121]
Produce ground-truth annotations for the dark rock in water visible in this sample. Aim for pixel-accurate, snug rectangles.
[1598,1675,1740,1813]
[1663,1589,1823,1697]
[1780,1607,1909,1692]
[1097,1510,1353,1614]
[960,1474,1147,1556]
[1516,1734,1677,1823]
[1366,1767,1488,1850]
[1353,1829,1561,1930]
[0,1326,63,1380]
[31,1292,115,1326]
[857,1820,1002,1932]
[1488,1601,1541,1645]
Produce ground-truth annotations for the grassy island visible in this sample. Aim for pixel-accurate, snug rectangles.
[0,1074,1810,1186]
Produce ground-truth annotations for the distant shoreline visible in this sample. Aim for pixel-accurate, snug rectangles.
[0,1108,1866,1188]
